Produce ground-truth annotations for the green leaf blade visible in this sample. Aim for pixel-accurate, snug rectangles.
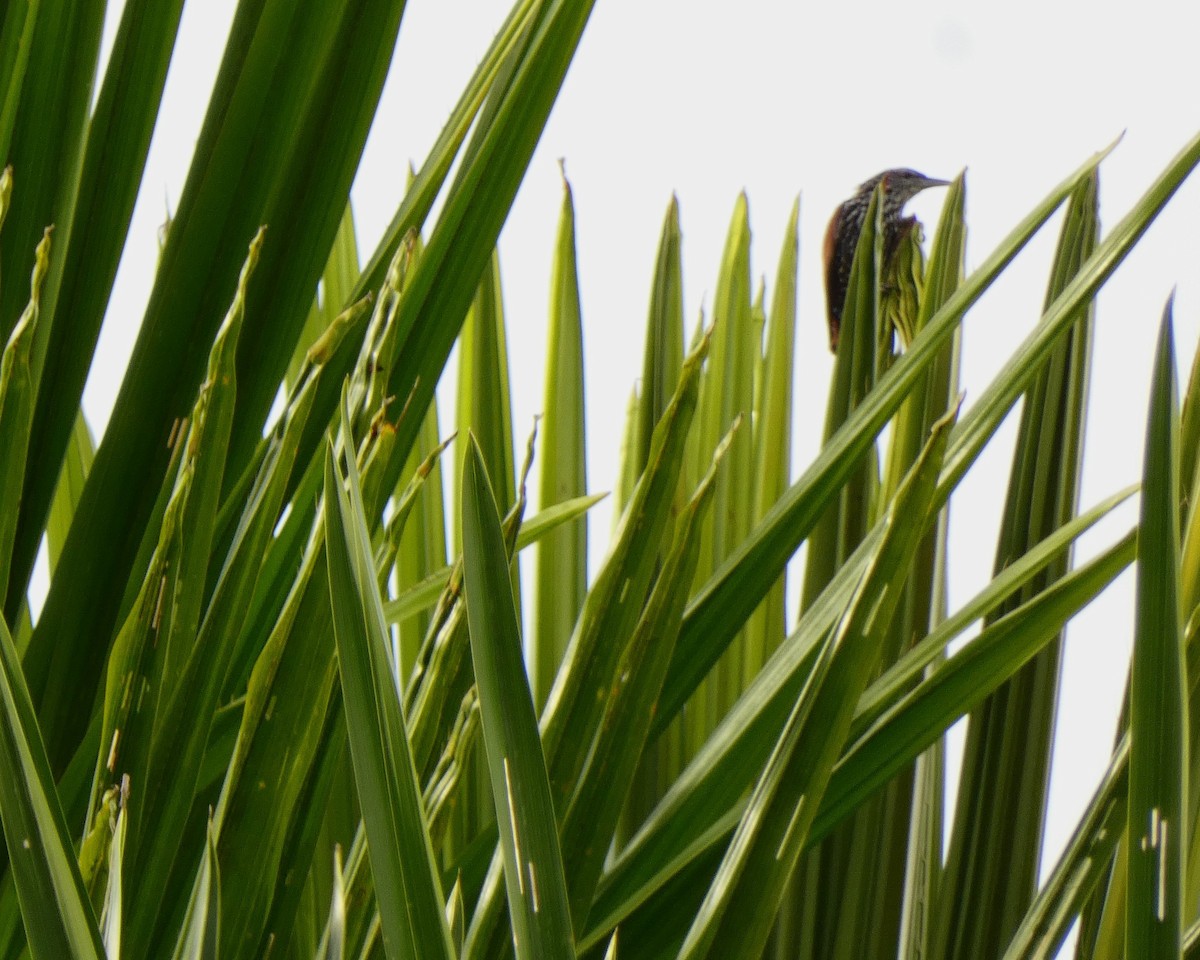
[677,405,957,960]
[16,0,186,620]
[0,226,49,600]
[532,170,588,710]
[323,434,456,960]
[560,423,733,929]
[22,0,413,774]
[1126,300,1186,958]
[0,613,103,960]
[170,819,220,960]
[461,437,576,960]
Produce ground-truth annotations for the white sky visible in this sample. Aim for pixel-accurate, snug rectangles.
[85,0,1200,952]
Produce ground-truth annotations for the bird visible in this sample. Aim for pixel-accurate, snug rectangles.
[823,168,949,352]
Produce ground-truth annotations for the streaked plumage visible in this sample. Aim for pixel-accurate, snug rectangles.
[823,168,948,352]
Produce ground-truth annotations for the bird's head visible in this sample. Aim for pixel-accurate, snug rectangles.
[858,168,950,206]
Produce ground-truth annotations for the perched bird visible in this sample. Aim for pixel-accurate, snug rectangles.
[823,168,949,352]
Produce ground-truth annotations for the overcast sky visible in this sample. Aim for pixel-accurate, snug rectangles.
[89,2,1200,952]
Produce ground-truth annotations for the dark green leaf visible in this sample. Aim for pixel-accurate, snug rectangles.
[0,612,103,960]
[1126,300,1185,957]
[461,437,576,960]
[324,422,455,960]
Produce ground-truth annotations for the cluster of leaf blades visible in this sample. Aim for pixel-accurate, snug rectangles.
[3,3,1200,960]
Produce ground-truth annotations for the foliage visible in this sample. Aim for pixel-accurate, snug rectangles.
[1,4,1199,959]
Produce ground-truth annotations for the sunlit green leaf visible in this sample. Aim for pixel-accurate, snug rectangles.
[532,168,588,709]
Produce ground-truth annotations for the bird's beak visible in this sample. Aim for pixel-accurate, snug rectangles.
[920,177,951,190]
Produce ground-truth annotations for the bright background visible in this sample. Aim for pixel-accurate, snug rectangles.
[80,0,1200,950]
